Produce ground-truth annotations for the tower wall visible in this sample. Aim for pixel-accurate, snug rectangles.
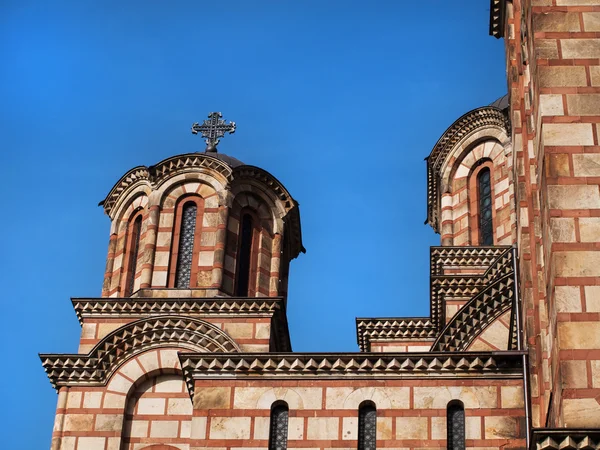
[498,0,600,429]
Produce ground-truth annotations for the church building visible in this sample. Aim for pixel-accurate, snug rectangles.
[41,1,600,449]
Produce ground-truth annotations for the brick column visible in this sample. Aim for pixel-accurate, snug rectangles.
[270,233,282,296]
[211,190,232,291]
[101,233,117,297]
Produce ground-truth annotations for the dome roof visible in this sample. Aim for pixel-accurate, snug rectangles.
[489,94,509,110]
[200,151,244,168]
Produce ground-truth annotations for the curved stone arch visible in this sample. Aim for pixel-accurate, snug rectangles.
[256,387,306,410]
[90,316,241,384]
[440,129,510,195]
[415,386,496,409]
[110,190,150,234]
[154,171,226,207]
[431,273,514,352]
[231,191,279,235]
[232,165,297,215]
[103,348,185,404]
[426,106,510,232]
[102,166,151,219]
[151,153,233,188]
[343,387,393,409]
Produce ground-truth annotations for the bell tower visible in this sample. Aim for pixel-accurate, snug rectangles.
[100,112,304,299]
[41,113,304,450]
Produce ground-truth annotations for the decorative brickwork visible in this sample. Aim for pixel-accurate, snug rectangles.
[490,0,600,431]
[99,152,303,299]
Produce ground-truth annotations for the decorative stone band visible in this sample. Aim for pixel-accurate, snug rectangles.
[40,316,241,389]
[355,318,437,352]
[178,351,525,397]
[432,273,515,351]
[430,246,513,330]
[72,297,285,323]
[100,153,233,216]
[489,0,506,39]
[426,107,509,233]
[71,296,293,352]
[530,429,600,450]
[430,246,509,276]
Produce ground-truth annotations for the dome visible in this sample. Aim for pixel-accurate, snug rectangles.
[489,94,509,110]
[200,151,244,168]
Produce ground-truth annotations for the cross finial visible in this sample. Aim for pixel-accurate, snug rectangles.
[191,112,236,152]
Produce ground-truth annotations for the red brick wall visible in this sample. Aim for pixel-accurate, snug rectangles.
[501,0,600,428]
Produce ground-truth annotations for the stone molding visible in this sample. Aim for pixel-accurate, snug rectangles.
[71,296,293,352]
[426,107,509,233]
[100,153,233,217]
[72,297,284,322]
[355,318,436,352]
[531,429,600,450]
[489,0,507,38]
[99,154,304,258]
[179,351,525,396]
[40,316,240,389]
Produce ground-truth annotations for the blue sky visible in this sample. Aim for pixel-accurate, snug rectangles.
[0,1,506,448]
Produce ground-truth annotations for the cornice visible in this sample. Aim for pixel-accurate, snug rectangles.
[530,429,600,450]
[355,318,436,352]
[71,296,292,353]
[101,153,233,217]
[426,107,509,233]
[489,0,507,39]
[40,316,240,389]
[179,351,525,397]
[72,297,285,323]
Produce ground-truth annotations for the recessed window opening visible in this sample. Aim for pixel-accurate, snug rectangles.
[358,401,377,450]
[269,401,289,450]
[235,213,254,296]
[478,167,494,245]
[125,215,142,296]
[447,400,465,450]
[174,202,198,288]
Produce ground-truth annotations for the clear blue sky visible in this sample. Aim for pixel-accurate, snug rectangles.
[0,1,506,448]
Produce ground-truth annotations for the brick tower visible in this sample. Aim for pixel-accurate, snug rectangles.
[42,112,305,450]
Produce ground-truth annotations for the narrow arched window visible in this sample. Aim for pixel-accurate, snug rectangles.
[125,215,142,296]
[174,202,198,288]
[447,401,465,450]
[358,401,376,450]
[235,213,254,296]
[478,168,493,245]
[269,402,289,450]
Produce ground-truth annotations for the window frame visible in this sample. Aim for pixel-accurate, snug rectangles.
[167,196,205,288]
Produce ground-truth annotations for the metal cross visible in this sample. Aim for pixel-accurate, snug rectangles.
[191,112,236,152]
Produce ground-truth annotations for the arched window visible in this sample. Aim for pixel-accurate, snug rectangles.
[125,215,142,296]
[235,212,256,296]
[269,402,289,450]
[358,401,377,450]
[447,401,465,450]
[478,167,493,245]
[174,202,198,288]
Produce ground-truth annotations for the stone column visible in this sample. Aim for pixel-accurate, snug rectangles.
[211,190,232,292]
[139,204,160,289]
[269,233,282,296]
[101,233,117,297]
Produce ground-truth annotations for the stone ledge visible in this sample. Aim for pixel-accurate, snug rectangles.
[178,351,525,398]
[531,428,600,450]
